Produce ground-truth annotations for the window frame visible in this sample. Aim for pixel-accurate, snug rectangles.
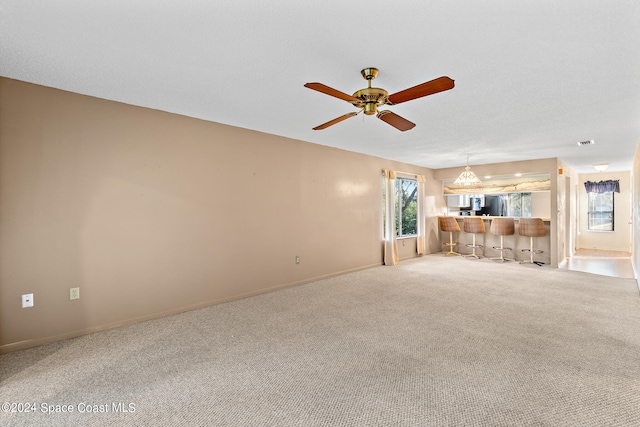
[587,191,615,232]
[507,192,533,218]
[395,176,418,238]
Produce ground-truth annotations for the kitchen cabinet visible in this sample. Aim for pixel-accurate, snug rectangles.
[447,195,470,208]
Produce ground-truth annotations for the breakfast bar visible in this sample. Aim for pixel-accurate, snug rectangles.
[441,216,551,264]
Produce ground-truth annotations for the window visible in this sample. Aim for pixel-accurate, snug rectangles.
[395,177,417,236]
[507,192,532,217]
[588,191,614,231]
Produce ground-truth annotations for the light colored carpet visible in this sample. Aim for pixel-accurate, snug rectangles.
[2,255,640,426]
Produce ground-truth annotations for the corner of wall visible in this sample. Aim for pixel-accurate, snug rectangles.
[632,140,640,283]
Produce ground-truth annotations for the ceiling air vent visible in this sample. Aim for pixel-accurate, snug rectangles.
[577,140,595,146]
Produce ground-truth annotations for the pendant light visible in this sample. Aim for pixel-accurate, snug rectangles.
[453,155,481,186]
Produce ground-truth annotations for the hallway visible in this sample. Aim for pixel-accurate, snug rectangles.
[562,249,635,279]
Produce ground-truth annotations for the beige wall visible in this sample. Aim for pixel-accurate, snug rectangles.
[557,159,580,260]
[531,192,551,219]
[0,78,439,352]
[578,171,631,252]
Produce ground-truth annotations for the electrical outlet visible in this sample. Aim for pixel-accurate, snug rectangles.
[295,255,300,264]
[70,287,80,300]
[22,293,34,308]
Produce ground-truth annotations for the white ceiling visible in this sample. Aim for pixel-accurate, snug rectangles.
[2,1,640,173]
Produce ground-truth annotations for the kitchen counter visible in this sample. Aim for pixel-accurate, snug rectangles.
[455,216,551,222]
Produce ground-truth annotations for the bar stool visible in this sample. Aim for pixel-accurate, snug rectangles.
[438,216,461,256]
[463,217,485,259]
[490,218,515,262]
[518,218,546,266]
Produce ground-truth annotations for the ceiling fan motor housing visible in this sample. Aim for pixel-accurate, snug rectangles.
[352,87,388,115]
[353,68,388,115]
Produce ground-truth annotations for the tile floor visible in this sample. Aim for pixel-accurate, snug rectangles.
[562,249,635,279]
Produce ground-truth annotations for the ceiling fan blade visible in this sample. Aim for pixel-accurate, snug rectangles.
[313,112,359,130]
[387,76,454,105]
[304,82,360,103]
[377,111,416,131]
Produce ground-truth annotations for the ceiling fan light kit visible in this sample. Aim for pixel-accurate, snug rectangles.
[304,68,454,131]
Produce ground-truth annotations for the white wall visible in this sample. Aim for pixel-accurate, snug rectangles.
[578,171,631,252]
[632,141,640,284]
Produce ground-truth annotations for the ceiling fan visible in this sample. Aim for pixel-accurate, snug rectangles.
[304,68,454,132]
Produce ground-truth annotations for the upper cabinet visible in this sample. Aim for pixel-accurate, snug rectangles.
[447,195,469,207]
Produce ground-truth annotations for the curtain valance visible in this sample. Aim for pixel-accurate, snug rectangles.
[584,180,620,193]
